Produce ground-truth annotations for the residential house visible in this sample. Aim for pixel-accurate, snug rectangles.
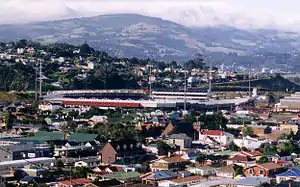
[58,178,92,187]
[227,154,256,167]
[74,158,100,168]
[276,168,300,184]
[198,130,234,147]
[264,151,296,162]
[164,133,192,150]
[0,144,50,162]
[89,115,108,125]
[186,166,216,176]
[158,176,205,187]
[215,165,235,178]
[67,133,98,145]
[253,126,267,135]
[19,176,57,185]
[244,163,285,177]
[233,135,266,150]
[276,180,300,187]
[280,123,299,133]
[240,150,262,160]
[161,121,196,139]
[38,102,61,112]
[142,143,159,155]
[99,171,141,183]
[181,152,200,163]
[88,165,123,180]
[99,143,117,164]
[231,177,271,187]
[141,170,188,185]
[99,141,145,165]
[150,157,189,172]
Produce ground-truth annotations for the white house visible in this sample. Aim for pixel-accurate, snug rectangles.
[186,166,216,176]
[142,143,158,155]
[88,61,95,70]
[198,130,234,147]
[89,116,108,125]
[215,165,235,178]
[38,102,61,112]
[232,177,271,187]
[74,158,99,168]
[233,136,266,150]
[17,48,25,54]
[57,57,65,63]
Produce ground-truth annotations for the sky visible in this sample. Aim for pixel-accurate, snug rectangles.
[1,0,300,31]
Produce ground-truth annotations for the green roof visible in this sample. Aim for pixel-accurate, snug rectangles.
[67,133,98,142]
[111,159,134,166]
[21,131,65,142]
[215,150,237,156]
[105,172,140,180]
[148,143,158,148]
[263,151,277,157]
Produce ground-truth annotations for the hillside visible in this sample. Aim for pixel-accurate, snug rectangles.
[1,14,300,70]
[212,75,300,91]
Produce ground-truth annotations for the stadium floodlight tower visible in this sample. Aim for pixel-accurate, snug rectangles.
[183,61,188,116]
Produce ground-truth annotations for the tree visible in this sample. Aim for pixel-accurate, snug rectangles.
[200,112,227,130]
[61,121,78,133]
[49,142,56,157]
[235,167,243,177]
[196,154,207,165]
[281,141,294,154]
[56,160,64,168]
[154,61,166,70]
[3,112,14,129]
[157,141,173,156]
[170,61,178,68]
[185,54,205,71]
[226,128,241,137]
[242,126,254,136]
[94,63,113,89]
[267,92,276,105]
[79,42,92,56]
[287,131,295,140]
[229,142,239,151]
[264,126,272,134]
[257,156,268,164]
[40,120,49,131]
[71,167,92,178]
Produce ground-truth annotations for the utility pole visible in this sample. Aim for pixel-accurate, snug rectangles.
[39,60,42,99]
[35,62,38,101]
[184,62,187,113]
[208,60,212,94]
[248,64,251,98]
[149,65,152,93]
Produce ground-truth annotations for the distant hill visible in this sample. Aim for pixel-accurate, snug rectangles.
[1,14,300,70]
[212,75,300,91]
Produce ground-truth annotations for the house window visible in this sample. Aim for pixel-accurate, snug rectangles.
[259,169,264,175]
[173,140,176,144]
[249,168,254,175]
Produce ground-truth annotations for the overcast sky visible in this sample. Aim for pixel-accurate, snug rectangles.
[1,0,300,31]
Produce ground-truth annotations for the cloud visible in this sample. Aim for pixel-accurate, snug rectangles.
[0,0,300,31]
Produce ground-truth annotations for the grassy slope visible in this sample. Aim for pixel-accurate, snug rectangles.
[0,92,34,103]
